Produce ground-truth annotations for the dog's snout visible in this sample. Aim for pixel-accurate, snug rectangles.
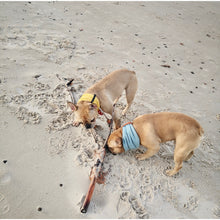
[85,123,92,129]
[105,144,116,155]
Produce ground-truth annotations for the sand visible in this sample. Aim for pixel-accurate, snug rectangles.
[0,1,220,218]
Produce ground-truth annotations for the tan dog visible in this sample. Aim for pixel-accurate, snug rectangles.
[68,69,138,129]
[107,112,204,176]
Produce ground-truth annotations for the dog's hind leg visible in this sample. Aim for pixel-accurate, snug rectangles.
[101,102,121,130]
[166,153,184,176]
[166,136,200,176]
[184,150,194,161]
[122,75,138,116]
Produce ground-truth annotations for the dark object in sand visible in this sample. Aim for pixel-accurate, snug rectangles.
[161,64,171,68]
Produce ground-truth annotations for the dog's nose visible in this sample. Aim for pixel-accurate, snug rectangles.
[85,123,92,129]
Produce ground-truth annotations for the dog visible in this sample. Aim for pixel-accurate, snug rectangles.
[107,112,204,176]
[67,69,138,129]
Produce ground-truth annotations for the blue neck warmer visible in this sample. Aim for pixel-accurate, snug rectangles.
[122,123,140,151]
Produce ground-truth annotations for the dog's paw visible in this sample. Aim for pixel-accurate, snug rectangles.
[166,169,176,176]
[136,154,146,161]
[73,121,80,127]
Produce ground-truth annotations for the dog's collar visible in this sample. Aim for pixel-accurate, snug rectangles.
[122,123,140,151]
[77,93,100,110]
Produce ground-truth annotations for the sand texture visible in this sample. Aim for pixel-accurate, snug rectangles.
[0,2,220,218]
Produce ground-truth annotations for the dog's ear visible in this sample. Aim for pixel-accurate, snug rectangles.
[115,137,122,146]
[109,137,122,148]
[89,103,97,110]
[67,101,78,111]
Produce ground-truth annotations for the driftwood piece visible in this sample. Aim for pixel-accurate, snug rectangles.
[66,78,77,104]
[80,102,115,213]
[66,79,115,213]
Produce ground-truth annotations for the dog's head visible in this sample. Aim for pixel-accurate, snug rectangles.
[68,101,98,129]
[107,128,125,154]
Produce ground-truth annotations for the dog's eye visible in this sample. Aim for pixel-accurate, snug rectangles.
[91,118,95,123]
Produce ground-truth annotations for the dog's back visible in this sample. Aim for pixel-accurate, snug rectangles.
[134,112,204,142]
[86,69,136,94]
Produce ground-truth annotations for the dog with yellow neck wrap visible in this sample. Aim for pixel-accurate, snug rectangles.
[67,69,138,129]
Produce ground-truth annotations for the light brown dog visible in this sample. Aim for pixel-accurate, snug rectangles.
[107,112,204,176]
[68,69,138,129]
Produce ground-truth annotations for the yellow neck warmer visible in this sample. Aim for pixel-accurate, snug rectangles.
[77,93,100,109]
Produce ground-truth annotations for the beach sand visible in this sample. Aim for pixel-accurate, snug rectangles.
[0,1,220,218]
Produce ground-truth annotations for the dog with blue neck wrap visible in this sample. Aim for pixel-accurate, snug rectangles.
[107,112,204,176]
[122,122,140,151]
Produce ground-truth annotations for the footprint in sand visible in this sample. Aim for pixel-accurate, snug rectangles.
[144,186,154,202]
[0,165,11,185]
[117,191,132,218]
[183,196,198,211]
[15,107,41,124]
[116,191,149,219]
[0,172,11,186]
[47,111,73,132]
[48,137,67,156]
[129,195,149,218]
[0,193,10,216]
[0,165,10,216]
[34,82,50,91]
[213,206,220,218]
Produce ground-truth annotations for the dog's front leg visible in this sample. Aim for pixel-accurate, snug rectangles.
[136,149,158,160]
[136,144,160,160]
[112,109,121,130]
